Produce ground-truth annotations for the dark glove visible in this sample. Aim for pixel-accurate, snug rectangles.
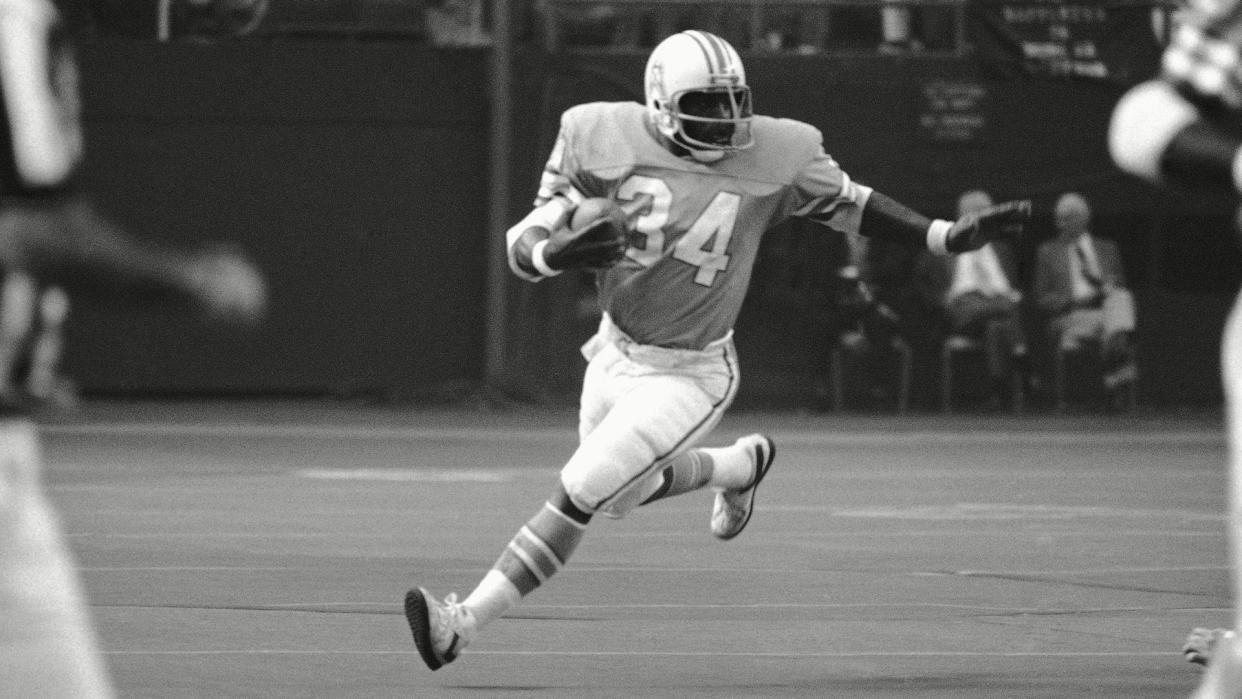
[946,199,1031,253]
[543,209,629,271]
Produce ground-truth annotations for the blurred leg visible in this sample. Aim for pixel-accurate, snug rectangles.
[0,274,37,400]
[25,286,69,402]
[0,420,113,698]
[1191,293,1242,697]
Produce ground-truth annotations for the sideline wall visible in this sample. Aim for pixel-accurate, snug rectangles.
[65,43,1235,406]
[69,41,490,398]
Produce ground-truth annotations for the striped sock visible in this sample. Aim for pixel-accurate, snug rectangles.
[640,450,715,506]
[484,487,590,612]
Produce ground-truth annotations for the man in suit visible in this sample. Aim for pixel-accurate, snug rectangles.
[1033,191,1137,409]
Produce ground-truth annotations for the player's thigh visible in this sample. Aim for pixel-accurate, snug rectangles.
[562,370,734,514]
[577,340,625,442]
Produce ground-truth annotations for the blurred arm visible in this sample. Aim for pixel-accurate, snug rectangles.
[1110,80,1242,193]
[0,194,266,323]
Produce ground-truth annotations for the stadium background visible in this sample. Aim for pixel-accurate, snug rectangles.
[61,0,1235,410]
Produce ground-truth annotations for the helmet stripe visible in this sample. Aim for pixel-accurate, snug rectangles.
[702,32,734,74]
[683,30,724,74]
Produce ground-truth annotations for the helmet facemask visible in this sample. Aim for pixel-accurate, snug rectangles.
[669,86,754,152]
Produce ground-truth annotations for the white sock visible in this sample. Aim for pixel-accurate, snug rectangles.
[700,439,755,490]
[462,569,521,631]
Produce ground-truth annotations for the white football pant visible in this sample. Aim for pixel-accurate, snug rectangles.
[561,314,740,518]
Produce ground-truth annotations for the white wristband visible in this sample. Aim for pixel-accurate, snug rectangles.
[531,238,562,277]
[1231,147,1242,196]
[927,219,953,256]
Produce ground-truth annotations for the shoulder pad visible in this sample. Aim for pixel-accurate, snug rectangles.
[754,117,824,151]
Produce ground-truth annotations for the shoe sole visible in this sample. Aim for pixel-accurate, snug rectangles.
[1186,628,1234,667]
[717,435,776,541]
[404,588,444,671]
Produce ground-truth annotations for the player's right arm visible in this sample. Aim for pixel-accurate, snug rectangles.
[508,110,574,281]
[506,110,610,281]
[506,195,575,281]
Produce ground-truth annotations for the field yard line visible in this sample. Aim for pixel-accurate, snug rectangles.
[153,601,1214,613]
[100,649,1176,658]
[41,422,1222,447]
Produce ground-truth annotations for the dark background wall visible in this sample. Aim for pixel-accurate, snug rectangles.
[71,41,490,399]
[65,41,1239,407]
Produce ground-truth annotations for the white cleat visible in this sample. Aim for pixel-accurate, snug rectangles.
[1188,628,1237,667]
[404,587,475,670]
[711,434,776,540]
[1191,629,1242,699]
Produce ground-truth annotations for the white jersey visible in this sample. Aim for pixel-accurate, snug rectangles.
[1162,0,1242,108]
[525,101,872,350]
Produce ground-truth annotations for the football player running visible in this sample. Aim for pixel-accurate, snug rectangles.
[404,29,1029,671]
[1110,2,1242,696]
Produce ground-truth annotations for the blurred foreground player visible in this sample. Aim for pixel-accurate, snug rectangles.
[0,272,72,411]
[1110,1,1242,696]
[0,1,266,697]
[404,29,1028,670]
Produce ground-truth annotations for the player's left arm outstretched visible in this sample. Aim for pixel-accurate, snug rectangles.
[805,176,1030,257]
[789,125,1028,256]
[863,190,1030,254]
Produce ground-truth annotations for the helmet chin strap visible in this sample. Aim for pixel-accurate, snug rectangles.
[685,148,726,163]
[670,130,728,162]
[648,116,730,163]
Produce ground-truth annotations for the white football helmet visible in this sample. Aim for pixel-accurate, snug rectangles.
[644,30,754,161]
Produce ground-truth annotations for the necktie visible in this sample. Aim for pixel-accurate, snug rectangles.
[1076,240,1102,290]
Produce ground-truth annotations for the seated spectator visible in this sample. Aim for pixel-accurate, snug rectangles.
[427,0,491,47]
[1033,191,1137,409]
[171,0,269,40]
[825,234,908,410]
[880,0,920,53]
[923,190,1029,407]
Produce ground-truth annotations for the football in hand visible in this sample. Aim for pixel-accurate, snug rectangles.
[570,197,627,232]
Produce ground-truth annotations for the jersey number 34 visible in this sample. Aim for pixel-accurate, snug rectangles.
[617,175,739,287]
